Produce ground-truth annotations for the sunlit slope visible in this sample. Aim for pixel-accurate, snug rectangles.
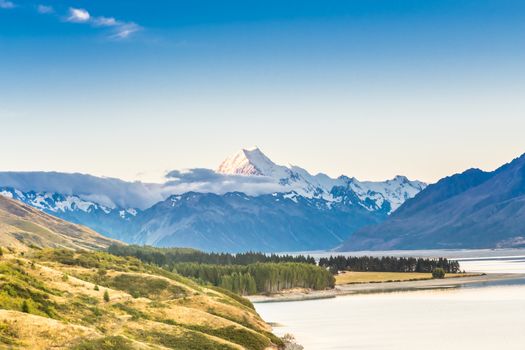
[0,196,116,251]
[0,248,282,349]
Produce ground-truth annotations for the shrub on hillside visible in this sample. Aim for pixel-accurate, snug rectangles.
[432,268,446,279]
[70,336,134,350]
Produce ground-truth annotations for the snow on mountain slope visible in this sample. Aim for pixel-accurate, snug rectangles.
[0,187,137,220]
[217,147,426,213]
[0,171,163,209]
[217,147,291,178]
[0,148,426,217]
[345,176,427,211]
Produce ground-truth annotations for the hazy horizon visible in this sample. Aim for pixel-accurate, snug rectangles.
[0,146,523,185]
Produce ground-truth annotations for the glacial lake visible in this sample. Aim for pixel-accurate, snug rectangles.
[255,251,525,350]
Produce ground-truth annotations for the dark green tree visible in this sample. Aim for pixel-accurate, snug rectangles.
[21,300,29,313]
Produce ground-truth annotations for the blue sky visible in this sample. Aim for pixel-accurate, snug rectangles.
[1,0,524,183]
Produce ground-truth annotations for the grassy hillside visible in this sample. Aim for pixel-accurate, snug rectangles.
[0,247,283,349]
[0,197,284,349]
[0,196,116,251]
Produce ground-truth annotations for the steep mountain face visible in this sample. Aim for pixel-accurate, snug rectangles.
[217,147,286,177]
[126,191,386,252]
[0,148,426,252]
[0,195,116,251]
[340,154,525,251]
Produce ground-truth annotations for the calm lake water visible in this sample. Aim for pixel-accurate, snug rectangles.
[255,251,525,350]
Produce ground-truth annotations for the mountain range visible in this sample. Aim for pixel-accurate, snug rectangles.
[0,147,425,252]
[340,153,525,250]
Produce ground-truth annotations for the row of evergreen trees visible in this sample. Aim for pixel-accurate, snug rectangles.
[107,245,332,295]
[219,273,257,295]
[106,245,460,294]
[318,255,461,273]
[173,262,335,295]
[107,244,316,267]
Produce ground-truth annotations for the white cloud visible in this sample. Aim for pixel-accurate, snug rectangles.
[0,172,164,210]
[67,8,90,23]
[63,7,142,39]
[37,4,54,14]
[0,0,15,9]
[93,16,118,27]
[164,168,284,196]
[0,0,141,40]
[111,22,142,39]
[0,169,287,209]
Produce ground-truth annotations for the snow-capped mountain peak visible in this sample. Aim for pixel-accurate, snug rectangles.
[217,147,290,178]
[0,149,427,222]
[215,147,427,213]
[342,176,426,212]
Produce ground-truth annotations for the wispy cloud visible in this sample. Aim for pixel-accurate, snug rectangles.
[93,16,118,27]
[65,7,142,40]
[111,22,142,39]
[0,0,15,9]
[2,2,142,40]
[66,7,90,23]
[36,4,53,14]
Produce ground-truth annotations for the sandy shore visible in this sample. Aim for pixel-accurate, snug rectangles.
[247,273,525,303]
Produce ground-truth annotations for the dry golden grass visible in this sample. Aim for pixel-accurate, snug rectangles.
[335,271,473,285]
[0,197,283,349]
[124,318,245,350]
[25,262,133,305]
[0,309,99,350]
[0,196,117,251]
[0,250,281,350]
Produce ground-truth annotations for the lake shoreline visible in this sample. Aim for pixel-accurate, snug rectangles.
[247,273,525,303]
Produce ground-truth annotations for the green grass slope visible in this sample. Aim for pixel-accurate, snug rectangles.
[0,248,283,350]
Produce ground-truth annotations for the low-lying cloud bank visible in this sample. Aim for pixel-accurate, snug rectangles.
[0,169,285,210]
[165,168,283,195]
